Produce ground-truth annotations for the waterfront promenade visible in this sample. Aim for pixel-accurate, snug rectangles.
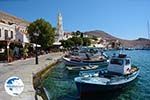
[0,52,63,100]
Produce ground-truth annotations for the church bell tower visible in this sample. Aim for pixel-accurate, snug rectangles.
[56,13,64,42]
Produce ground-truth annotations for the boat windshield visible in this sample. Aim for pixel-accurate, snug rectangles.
[110,59,124,65]
[125,59,130,65]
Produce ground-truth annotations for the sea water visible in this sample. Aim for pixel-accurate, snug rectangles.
[43,50,150,100]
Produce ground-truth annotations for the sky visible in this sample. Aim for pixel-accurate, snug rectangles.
[0,0,150,40]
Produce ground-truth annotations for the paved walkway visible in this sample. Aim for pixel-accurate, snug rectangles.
[0,52,63,100]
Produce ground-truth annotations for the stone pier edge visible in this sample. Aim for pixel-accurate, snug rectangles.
[33,60,61,100]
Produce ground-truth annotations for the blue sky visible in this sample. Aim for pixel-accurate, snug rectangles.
[0,0,150,40]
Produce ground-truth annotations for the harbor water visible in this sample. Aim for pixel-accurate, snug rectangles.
[42,50,150,100]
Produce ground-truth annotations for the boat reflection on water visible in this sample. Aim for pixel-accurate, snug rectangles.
[79,78,139,100]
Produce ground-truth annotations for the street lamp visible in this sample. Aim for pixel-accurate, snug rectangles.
[34,28,40,64]
[6,37,11,62]
[7,41,10,62]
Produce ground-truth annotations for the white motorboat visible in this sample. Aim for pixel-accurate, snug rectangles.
[66,65,99,72]
[74,54,140,94]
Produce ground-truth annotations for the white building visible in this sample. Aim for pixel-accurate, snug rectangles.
[0,11,30,61]
[15,25,29,43]
[0,11,29,43]
[0,21,29,43]
[63,32,72,40]
[0,22,16,41]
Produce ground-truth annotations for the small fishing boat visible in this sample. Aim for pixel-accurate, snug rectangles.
[63,47,109,66]
[63,55,108,66]
[74,54,140,94]
[66,65,99,72]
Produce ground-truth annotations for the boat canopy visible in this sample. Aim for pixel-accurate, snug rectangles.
[107,54,131,75]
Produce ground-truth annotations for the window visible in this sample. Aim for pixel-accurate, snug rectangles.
[5,30,8,39]
[11,31,13,38]
[110,59,123,65]
[0,29,1,37]
[125,59,130,65]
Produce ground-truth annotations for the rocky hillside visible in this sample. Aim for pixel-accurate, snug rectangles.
[0,11,29,26]
[84,30,150,48]
[121,38,150,48]
[85,30,117,40]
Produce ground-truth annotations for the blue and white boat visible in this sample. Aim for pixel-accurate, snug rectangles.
[74,54,140,94]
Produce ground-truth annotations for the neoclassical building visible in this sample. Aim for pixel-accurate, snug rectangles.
[0,22,16,41]
[0,11,29,43]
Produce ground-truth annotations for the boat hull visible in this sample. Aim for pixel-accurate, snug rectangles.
[76,80,129,94]
[66,65,101,74]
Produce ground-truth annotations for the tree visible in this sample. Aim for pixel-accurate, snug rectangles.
[60,39,74,48]
[60,36,84,48]
[72,32,76,37]
[72,30,82,37]
[70,37,83,46]
[76,30,81,36]
[80,32,84,38]
[82,37,91,46]
[27,18,55,50]
[65,39,75,48]
[92,36,98,41]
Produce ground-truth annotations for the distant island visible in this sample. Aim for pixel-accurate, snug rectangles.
[84,30,150,49]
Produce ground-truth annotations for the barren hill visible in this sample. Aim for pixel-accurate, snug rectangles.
[85,30,117,40]
[84,30,150,48]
